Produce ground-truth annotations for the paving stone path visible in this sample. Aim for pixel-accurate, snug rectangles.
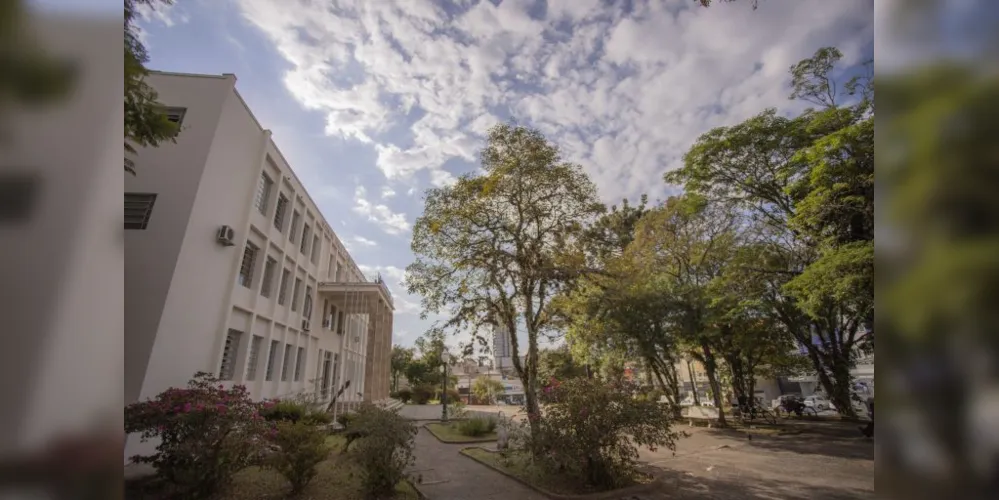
[408,427,548,500]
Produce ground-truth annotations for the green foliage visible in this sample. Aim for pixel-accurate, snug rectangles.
[265,421,329,495]
[397,388,412,403]
[412,384,434,405]
[302,411,333,427]
[391,345,415,392]
[456,416,498,437]
[124,0,181,174]
[406,123,604,435]
[259,400,307,423]
[526,378,677,490]
[471,376,506,404]
[124,372,268,498]
[665,46,874,417]
[346,404,417,498]
[537,347,588,382]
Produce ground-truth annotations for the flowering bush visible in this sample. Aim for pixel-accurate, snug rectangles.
[124,372,268,498]
[346,403,417,498]
[530,377,678,490]
[265,420,329,495]
[397,388,412,403]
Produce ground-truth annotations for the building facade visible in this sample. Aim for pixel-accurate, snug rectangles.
[491,324,514,373]
[124,72,393,461]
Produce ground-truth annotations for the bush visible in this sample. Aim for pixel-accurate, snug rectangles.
[259,400,307,423]
[124,372,268,499]
[346,403,417,498]
[446,388,462,403]
[530,377,678,490]
[412,384,433,405]
[456,416,497,437]
[302,411,333,427]
[265,421,329,495]
[397,388,412,403]
[336,411,357,429]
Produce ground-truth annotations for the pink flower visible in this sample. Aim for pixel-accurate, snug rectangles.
[182,403,192,413]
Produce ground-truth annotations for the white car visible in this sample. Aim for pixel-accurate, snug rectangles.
[803,395,835,411]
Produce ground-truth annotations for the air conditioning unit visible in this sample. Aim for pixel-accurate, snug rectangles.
[302,319,311,332]
[216,225,235,246]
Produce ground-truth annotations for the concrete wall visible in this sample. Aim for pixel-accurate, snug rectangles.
[125,74,233,405]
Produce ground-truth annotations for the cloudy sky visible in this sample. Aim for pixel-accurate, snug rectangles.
[120,0,872,350]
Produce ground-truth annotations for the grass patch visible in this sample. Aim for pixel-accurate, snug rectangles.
[125,434,420,500]
[460,447,650,496]
[425,422,497,443]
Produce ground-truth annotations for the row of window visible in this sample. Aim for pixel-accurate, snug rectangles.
[254,170,323,266]
[219,329,308,383]
[238,242,319,318]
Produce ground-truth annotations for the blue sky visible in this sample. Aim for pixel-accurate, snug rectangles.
[50,0,874,350]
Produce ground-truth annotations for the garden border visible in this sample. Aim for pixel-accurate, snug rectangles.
[422,422,499,444]
[458,446,669,500]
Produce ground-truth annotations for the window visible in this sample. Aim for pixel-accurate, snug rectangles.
[291,278,302,312]
[278,269,290,305]
[335,263,343,282]
[238,242,258,288]
[260,257,277,298]
[303,286,313,318]
[124,193,157,230]
[281,343,293,381]
[300,224,311,254]
[164,107,186,126]
[294,346,306,381]
[254,173,273,215]
[219,329,242,381]
[311,236,321,264]
[245,335,263,381]
[290,211,301,241]
[265,340,279,381]
[336,310,345,335]
[274,194,289,232]
[328,255,335,279]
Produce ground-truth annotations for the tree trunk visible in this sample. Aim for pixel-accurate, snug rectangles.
[686,360,700,406]
[701,341,726,426]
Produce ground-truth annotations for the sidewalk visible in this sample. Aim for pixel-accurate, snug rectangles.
[408,427,547,500]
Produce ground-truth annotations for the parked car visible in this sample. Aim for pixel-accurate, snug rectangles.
[803,395,834,411]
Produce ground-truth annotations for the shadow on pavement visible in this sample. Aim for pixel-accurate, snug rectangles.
[656,468,872,500]
[705,426,875,461]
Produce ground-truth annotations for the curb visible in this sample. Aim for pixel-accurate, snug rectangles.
[458,447,669,500]
[422,423,499,444]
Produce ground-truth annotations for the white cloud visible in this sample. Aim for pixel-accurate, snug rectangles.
[381,186,397,199]
[351,235,378,247]
[353,186,411,235]
[237,0,872,203]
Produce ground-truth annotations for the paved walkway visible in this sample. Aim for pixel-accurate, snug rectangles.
[408,427,547,500]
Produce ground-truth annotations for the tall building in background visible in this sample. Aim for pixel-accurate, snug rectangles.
[124,71,394,462]
[491,324,514,373]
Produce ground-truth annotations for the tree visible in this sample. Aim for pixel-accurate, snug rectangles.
[407,123,603,438]
[628,195,742,424]
[537,346,587,382]
[666,47,874,416]
[390,345,414,393]
[471,376,505,404]
[125,0,181,174]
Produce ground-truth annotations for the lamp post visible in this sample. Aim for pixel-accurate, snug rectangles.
[440,351,450,422]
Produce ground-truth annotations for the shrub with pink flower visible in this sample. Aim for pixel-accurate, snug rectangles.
[124,372,269,498]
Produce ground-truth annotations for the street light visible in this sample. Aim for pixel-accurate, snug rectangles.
[440,351,451,422]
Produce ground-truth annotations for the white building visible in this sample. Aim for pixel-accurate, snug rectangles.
[125,72,394,461]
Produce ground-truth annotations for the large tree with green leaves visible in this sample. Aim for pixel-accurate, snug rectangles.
[666,47,874,416]
[125,0,181,174]
[406,123,603,436]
